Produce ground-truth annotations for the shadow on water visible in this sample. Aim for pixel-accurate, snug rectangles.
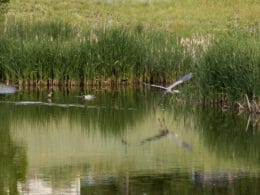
[0,104,27,195]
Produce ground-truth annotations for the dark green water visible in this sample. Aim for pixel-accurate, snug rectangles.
[0,87,259,194]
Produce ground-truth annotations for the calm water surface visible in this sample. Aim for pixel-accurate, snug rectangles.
[0,87,259,194]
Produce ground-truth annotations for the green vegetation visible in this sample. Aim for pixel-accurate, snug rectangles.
[196,32,260,101]
[0,102,27,194]
[0,0,259,101]
[0,22,193,86]
[5,0,260,35]
[0,0,9,21]
[7,93,260,175]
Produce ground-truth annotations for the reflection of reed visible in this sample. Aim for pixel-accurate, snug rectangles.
[192,170,245,187]
[245,114,260,131]
[237,94,260,115]
[4,88,260,192]
[195,107,260,165]
[2,88,158,135]
[0,103,27,194]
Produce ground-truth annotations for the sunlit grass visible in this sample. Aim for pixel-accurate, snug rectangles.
[0,22,193,86]
[5,0,260,35]
[195,32,260,100]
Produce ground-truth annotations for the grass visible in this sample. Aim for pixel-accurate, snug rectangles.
[0,22,193,86]
[5,0,260,35]
[0,0,259,101]
[196,32,260,101]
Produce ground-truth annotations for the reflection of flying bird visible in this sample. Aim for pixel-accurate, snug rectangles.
[140,129,192,151]
[140,129,170,145]
[143,73,192,94]
[0,84,16,94]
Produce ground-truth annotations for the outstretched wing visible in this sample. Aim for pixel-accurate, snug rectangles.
[150,84,167,90]
[142,82,167,90]
[167,73,192,90]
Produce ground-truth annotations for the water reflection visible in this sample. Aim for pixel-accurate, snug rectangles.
[195,108,260,166]
[0,104,27,194]
[0,88,259,194]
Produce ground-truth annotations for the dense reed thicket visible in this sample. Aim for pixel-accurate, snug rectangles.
[0,20,259,102]
[196,32,260,100]
[6,0,259,35]
[0,21,193,86]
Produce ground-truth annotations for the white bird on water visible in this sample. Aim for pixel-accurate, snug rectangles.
[82,94,95,100]
[0,84,16,94]
[47,91,53,99]
[143,73,193,94]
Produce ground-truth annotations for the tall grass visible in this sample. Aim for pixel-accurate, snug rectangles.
[0,19,259,102]
[0,0,258,102]
[0,21,193,86]
[196,32,260,101]
[6,0,260,35]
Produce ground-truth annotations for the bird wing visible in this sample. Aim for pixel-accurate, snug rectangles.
[167,73,192,90]
[142,82,167,90]
[150,84,167,90]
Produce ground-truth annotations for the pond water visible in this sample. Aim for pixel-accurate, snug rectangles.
[0,87,259,194]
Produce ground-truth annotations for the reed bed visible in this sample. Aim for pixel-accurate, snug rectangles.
[0,0,258,103]
[0,18,259,103]
[196,32,260,102]
[0,21,193,86]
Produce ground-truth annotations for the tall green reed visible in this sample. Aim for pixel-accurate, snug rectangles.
[1,20,259,103]
[195,32,260,101]
[0,21,192,86]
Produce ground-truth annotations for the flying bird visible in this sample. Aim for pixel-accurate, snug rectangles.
[143,73,192,94]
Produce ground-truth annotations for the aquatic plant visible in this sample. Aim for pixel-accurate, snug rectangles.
[0,21,193,86]
[0,18,259,103]
[195,32,260,101]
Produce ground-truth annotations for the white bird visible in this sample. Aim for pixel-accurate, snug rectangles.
[82,94,95,100]
[0,84,16,94]
[143,73,192,94]
[47,91,53,99]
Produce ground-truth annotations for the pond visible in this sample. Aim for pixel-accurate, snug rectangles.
[0,87,259,194]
